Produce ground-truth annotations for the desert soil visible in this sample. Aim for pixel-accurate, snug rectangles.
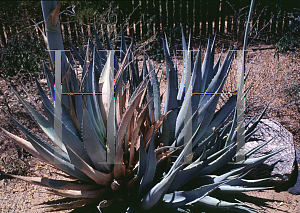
[0,45,300,212]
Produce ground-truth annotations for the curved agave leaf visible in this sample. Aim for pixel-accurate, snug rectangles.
[205,33,217,89]
[10,115,70,162]
[114,41,133,99]
[215,185,271,193]
[88,40,103,78]
[1,127,46,162]
[10,86,67,153]
[140,166,181,210]
[193,143,237,176]
[69,58,84,129]
[4,122,94,182]
[82,106,110,173]
[161,181,227,209]
[36,81,94,166]
[245,103,269,136]
[191,52,234,146]
[193,196,260,213]
[245,136,275,158]
[128,37,139,88]
[93,26,107,66]
[137,135,147,178]
[211,46,223,78]
[168,143,235,193]
[227,177,271,187]
[40,198,98,212]
[68,38,84,67]
[43,61,55,102]
[177,26,187,104]
[129,97,155,168]
[191,48,202,114]
[103,27,120,74]
[120,27,129,83]
[141,136,197,209]
[41,1,70,110]
[194,195,243,208]
[138,130,157,198]
[198,48,233,110]
[148,59,161,123]
[192,125,222,159]
[35,76,79,137]
[162,37,179,144]
[85,52,106,138]
[76,41,86,60]
[199,39,212,94]
[204,95,237,139]
[4,174,97,191]
[175,77,192,138]
[118,86,146,145]
[47,188,108,199]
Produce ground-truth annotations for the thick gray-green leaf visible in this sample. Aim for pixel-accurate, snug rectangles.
[163,38,179,144]
[43,61,54,102]
[10,86,67,153]
[10,116,93,183]
[138,130,157,198]
[67,38,84,67]
[161,181,226,208]
[148,59,161,122]
[82,106,110,173]
[10,115,69,162]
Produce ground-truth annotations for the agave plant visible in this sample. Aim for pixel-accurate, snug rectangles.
[1,0,282,212]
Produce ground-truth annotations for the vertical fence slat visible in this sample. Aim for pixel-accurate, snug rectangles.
[239,0,248,39]
[154,0,160,36]
[74,22,79,41]
[174,0,180,32]
[140,0,147,38]
[167,0,174,31]
[201,0,207,36]
[220,0,226,35]
[230,0,238,41]
[132,0,140,39]
[227,2,232,35]
[187,0,193,36]
[181,0,187,34]
[214,0,220,34]
[147,0,154,37]
[129,0,134,36]
[161,0,167,32]
[257,2,265,34]
[207,1,213,35]
[194,0,200,37]
[265,4,272,33]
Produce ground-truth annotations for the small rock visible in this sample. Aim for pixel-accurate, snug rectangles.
[241,119,295,182]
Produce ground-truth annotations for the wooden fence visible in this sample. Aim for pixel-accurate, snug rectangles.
[116,0,298,40]
[1,0,298,48]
